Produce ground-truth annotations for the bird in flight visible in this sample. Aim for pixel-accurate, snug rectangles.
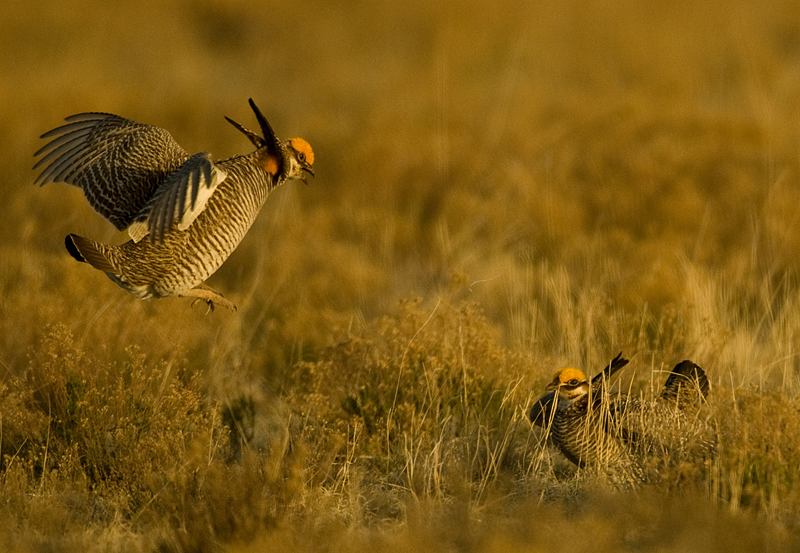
[34,99,314,311]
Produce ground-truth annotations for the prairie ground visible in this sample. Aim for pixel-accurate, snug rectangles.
[2,1,800,551]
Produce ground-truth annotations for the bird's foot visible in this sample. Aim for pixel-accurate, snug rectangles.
[191,297,216,314]
[182,285,238,313]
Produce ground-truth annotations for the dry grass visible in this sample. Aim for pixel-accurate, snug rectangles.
[3,0,800,550]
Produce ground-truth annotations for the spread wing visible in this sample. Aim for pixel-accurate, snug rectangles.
[128,152,228,242]
[34,112,190,231]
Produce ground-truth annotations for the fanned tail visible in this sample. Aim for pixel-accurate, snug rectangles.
[65,234,116,273]
[661,360,709,407]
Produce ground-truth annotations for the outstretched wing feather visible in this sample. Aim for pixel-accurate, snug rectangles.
[33,112,190,229]
[33,128,94,165]
[139,152,226,242]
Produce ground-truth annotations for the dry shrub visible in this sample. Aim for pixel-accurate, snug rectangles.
[284,298,533,517]
[712,387,800,523]
[0,325,303,552]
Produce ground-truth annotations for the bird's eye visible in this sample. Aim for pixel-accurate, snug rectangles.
[298,152,306,163]
[568,379,579,386]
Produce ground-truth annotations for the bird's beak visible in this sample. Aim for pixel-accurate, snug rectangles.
[300,165,315,184]
[545,380,558,392]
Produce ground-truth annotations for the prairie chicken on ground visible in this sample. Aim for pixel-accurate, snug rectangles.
[34,99,314,311]
[529,354,710,488]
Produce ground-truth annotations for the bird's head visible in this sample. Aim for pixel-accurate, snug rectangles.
[545,367,590,402]
[225,98,315,183]
[285,137,315,183]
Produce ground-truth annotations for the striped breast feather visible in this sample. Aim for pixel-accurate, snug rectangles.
[33,112,189,230]
[128,152,228,243]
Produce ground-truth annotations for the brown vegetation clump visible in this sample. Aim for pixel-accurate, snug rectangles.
[0,325,304,552]
[283,299,529,513]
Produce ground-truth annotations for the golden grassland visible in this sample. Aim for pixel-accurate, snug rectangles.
[3,0,800,550]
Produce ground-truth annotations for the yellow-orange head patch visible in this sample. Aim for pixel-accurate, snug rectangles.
[553,367,587,386]
[289,137,314,165]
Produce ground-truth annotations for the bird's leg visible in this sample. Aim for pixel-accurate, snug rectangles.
[180,284,238,312]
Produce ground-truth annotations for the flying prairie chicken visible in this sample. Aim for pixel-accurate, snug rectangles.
[529,354,710,488]
[33,99,314,311]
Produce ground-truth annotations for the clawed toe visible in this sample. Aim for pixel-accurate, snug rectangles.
[190,297,216,314]
[183,285,237,313]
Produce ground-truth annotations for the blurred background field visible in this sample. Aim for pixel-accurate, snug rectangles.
[3,0,800,551]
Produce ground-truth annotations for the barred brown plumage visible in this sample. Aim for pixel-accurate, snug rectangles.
[529,354,711,488]
[34,99,314,311]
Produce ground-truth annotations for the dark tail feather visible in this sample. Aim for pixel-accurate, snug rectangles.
[661,360,709,406]
[65,234,116,273]
[588,352,630,408]
[592,352,629,387]
[65,233,86,262]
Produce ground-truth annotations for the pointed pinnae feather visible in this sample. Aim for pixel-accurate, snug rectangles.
[591,352,629,386]
[248,98,275,136]
[224,115,264,147]
[607,352,629,375]
[588,353,629,407]
[224,115,243,131]
[248,98,281,153]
